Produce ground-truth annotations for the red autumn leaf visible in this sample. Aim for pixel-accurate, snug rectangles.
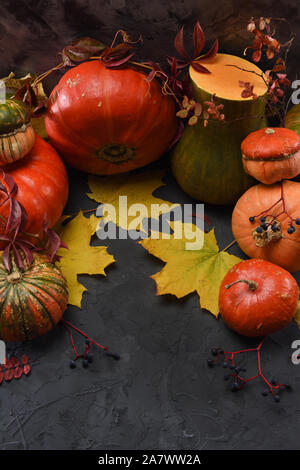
[4,358,12,369]
[193,21,205,57]
[103,53,135,68]
[252,50,262,62]
[21,354,29,365]
[23,364,31,375]
[14,367,23,379]
[166,56,189,70]
[191,61,210,74]
[266,48,275,60]
[4,369,14,381]
[198,38,219,61]
[10,356,20,368]
[174,26,190,60]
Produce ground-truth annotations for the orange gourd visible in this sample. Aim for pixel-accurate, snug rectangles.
[232,180,300,272]
[219,259,298,337]
[241,127,300,184]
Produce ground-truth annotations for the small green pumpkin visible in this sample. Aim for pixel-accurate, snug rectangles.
[0,99,35,164]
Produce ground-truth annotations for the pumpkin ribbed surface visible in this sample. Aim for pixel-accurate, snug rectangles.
[45,60,178,175]
[0,99,35,164]
[0,135,68,237]
[0,99,31,135]
[0,253,68,342]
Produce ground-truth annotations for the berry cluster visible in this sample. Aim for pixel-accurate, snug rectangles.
[61,319,120,370]
[249,215,300,235]
[207,340,292,402]
[248,181,300,236]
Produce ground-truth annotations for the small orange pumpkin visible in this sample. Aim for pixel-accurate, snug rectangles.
[241,127,300,184]
[232,180,300,272]
[219,259,298,337]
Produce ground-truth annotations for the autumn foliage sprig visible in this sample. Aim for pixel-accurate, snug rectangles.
[243,17,294,122]
[158,22,225,127]
[0,172,66,271]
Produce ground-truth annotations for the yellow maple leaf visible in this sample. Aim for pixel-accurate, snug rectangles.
[56,211,115,308]
[87,170,179,234]
[140,221,242,317]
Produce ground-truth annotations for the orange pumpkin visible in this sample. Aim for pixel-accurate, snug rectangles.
[45,61,178,175]
[219,259,298,337]
[232,180,300,272]
[241,127,300,184]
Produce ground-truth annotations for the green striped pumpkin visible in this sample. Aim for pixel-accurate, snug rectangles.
[0,99,35,164]
[0,253,68,342]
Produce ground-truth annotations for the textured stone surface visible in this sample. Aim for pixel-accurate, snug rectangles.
[0,0,300,451]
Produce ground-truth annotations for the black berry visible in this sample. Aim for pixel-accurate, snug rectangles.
[262,389,268,397]
[260,216,266,223]
[231,382,240,392]
[271,224,278,232]
[106,351,121,360]
[69,360,76,369]
[211,348,218,356]
[296,218,300,225]
[87,353,94,363]
[83,359,89,368]
[274,395,280,403]
[249,216,255,223]
[256,226,263,233]
[287,226,296,234]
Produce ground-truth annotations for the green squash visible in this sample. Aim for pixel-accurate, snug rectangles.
[171,54,268,205]
[0,99,35,164]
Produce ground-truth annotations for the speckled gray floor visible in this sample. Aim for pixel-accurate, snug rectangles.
[0,0,300,451]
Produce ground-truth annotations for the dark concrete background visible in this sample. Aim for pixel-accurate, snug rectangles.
[1,0,300,451]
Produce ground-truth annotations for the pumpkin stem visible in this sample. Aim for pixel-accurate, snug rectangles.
[7,271,22,283]
[225,279,258,291]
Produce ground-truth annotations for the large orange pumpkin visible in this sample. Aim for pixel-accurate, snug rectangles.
[219,259,298,337]
[0,134,68,237]
[232,181,300,272]
[0,252,68,342]
[45,60,178,175]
